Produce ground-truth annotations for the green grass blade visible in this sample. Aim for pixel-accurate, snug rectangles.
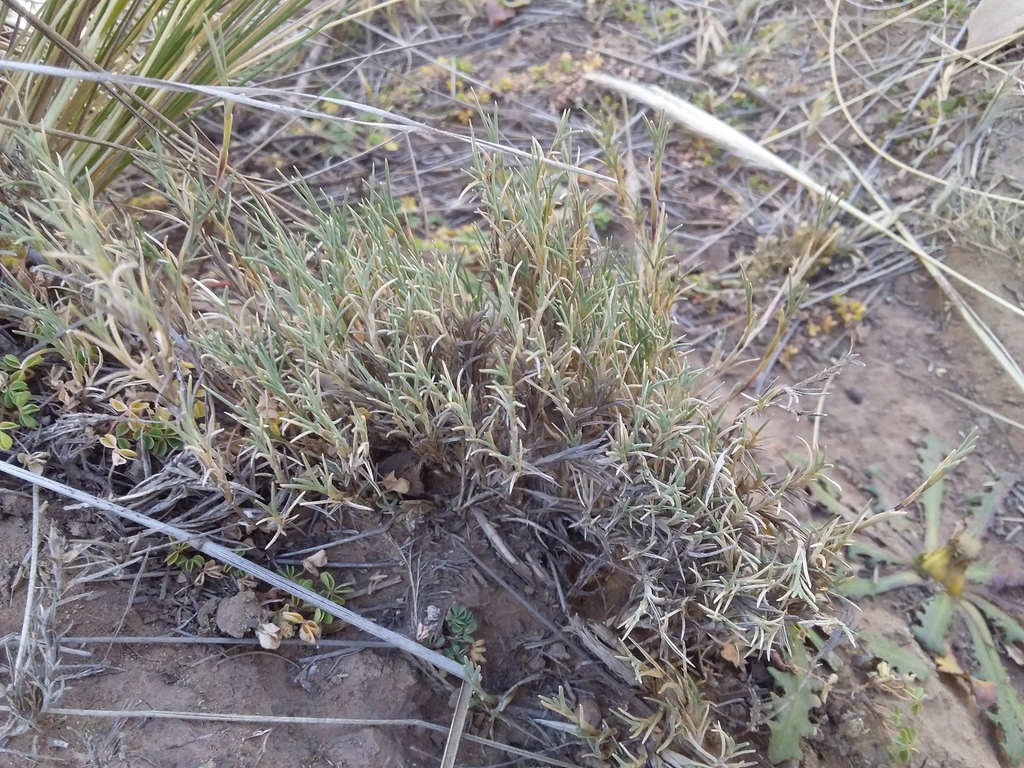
[966,474,1012,540]
[0,0,358,190]
[966,562,996,586]
[917,435,948,552]
[910,431,978,550]
[858,631,932,681]
[768,631,820,765]
[847,541,912,567]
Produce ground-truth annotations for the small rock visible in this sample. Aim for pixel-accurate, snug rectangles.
[545,642,569,661]
[215,591,262,638]
[197,597,221,635]
[525,653,546,673]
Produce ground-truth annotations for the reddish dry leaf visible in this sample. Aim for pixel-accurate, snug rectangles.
[1008,645,1024,667]
[256,623,282,650]
[302,548,328,575]
[971,677,999,709]
[485,0,517,26]
[721,641,747,671]
[299,619,322,644]
[576,698,601,732]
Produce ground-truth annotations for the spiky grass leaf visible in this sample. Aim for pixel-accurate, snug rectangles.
[846,541,911,567]
[917,435,948,552]
[0,0,355,190]
[970,595,1024,646]
[194,131,851,672]
[965,475,1008,540]
[586,75,1024,407]
[0,121,851,768]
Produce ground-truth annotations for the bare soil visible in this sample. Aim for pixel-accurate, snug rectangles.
[776,263,1024,768]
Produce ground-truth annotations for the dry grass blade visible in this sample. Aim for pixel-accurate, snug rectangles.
[855,430,979,532]
[0,114,853,766]
[2,486,47,738]
[0,460,467,679]
[0,514,98,739]
[586,72,1024,412]
[440,681,472,768]
[967,0,1024,50]
[42,707,576,766]
[934,387,1024,432]
[826,3,1024,208]
[11,486,41,688]
[0,58,615,184]
[60,635,391,648]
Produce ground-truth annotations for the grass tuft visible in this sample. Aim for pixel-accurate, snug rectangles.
[0,116,853,764]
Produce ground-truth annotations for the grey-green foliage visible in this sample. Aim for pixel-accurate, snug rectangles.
[194,125,849,669]
[0,120,851,766]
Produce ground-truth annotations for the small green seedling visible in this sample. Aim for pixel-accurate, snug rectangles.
[2,378,38,425]
[838,433,1024,765]
[0,421,19,451]
[0,351,47,448]
[886,684,925,764]
[276,564,312,589]
[272,565,353,636]
[868,666,926,765]
[317,571,352,604]
[540,686,617,761]
[307,572,354,626]
[889,723,919,764]
[422,604,486,665]
[108,397,184,457]
[766,631,927,765]
[166,541,205,574]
